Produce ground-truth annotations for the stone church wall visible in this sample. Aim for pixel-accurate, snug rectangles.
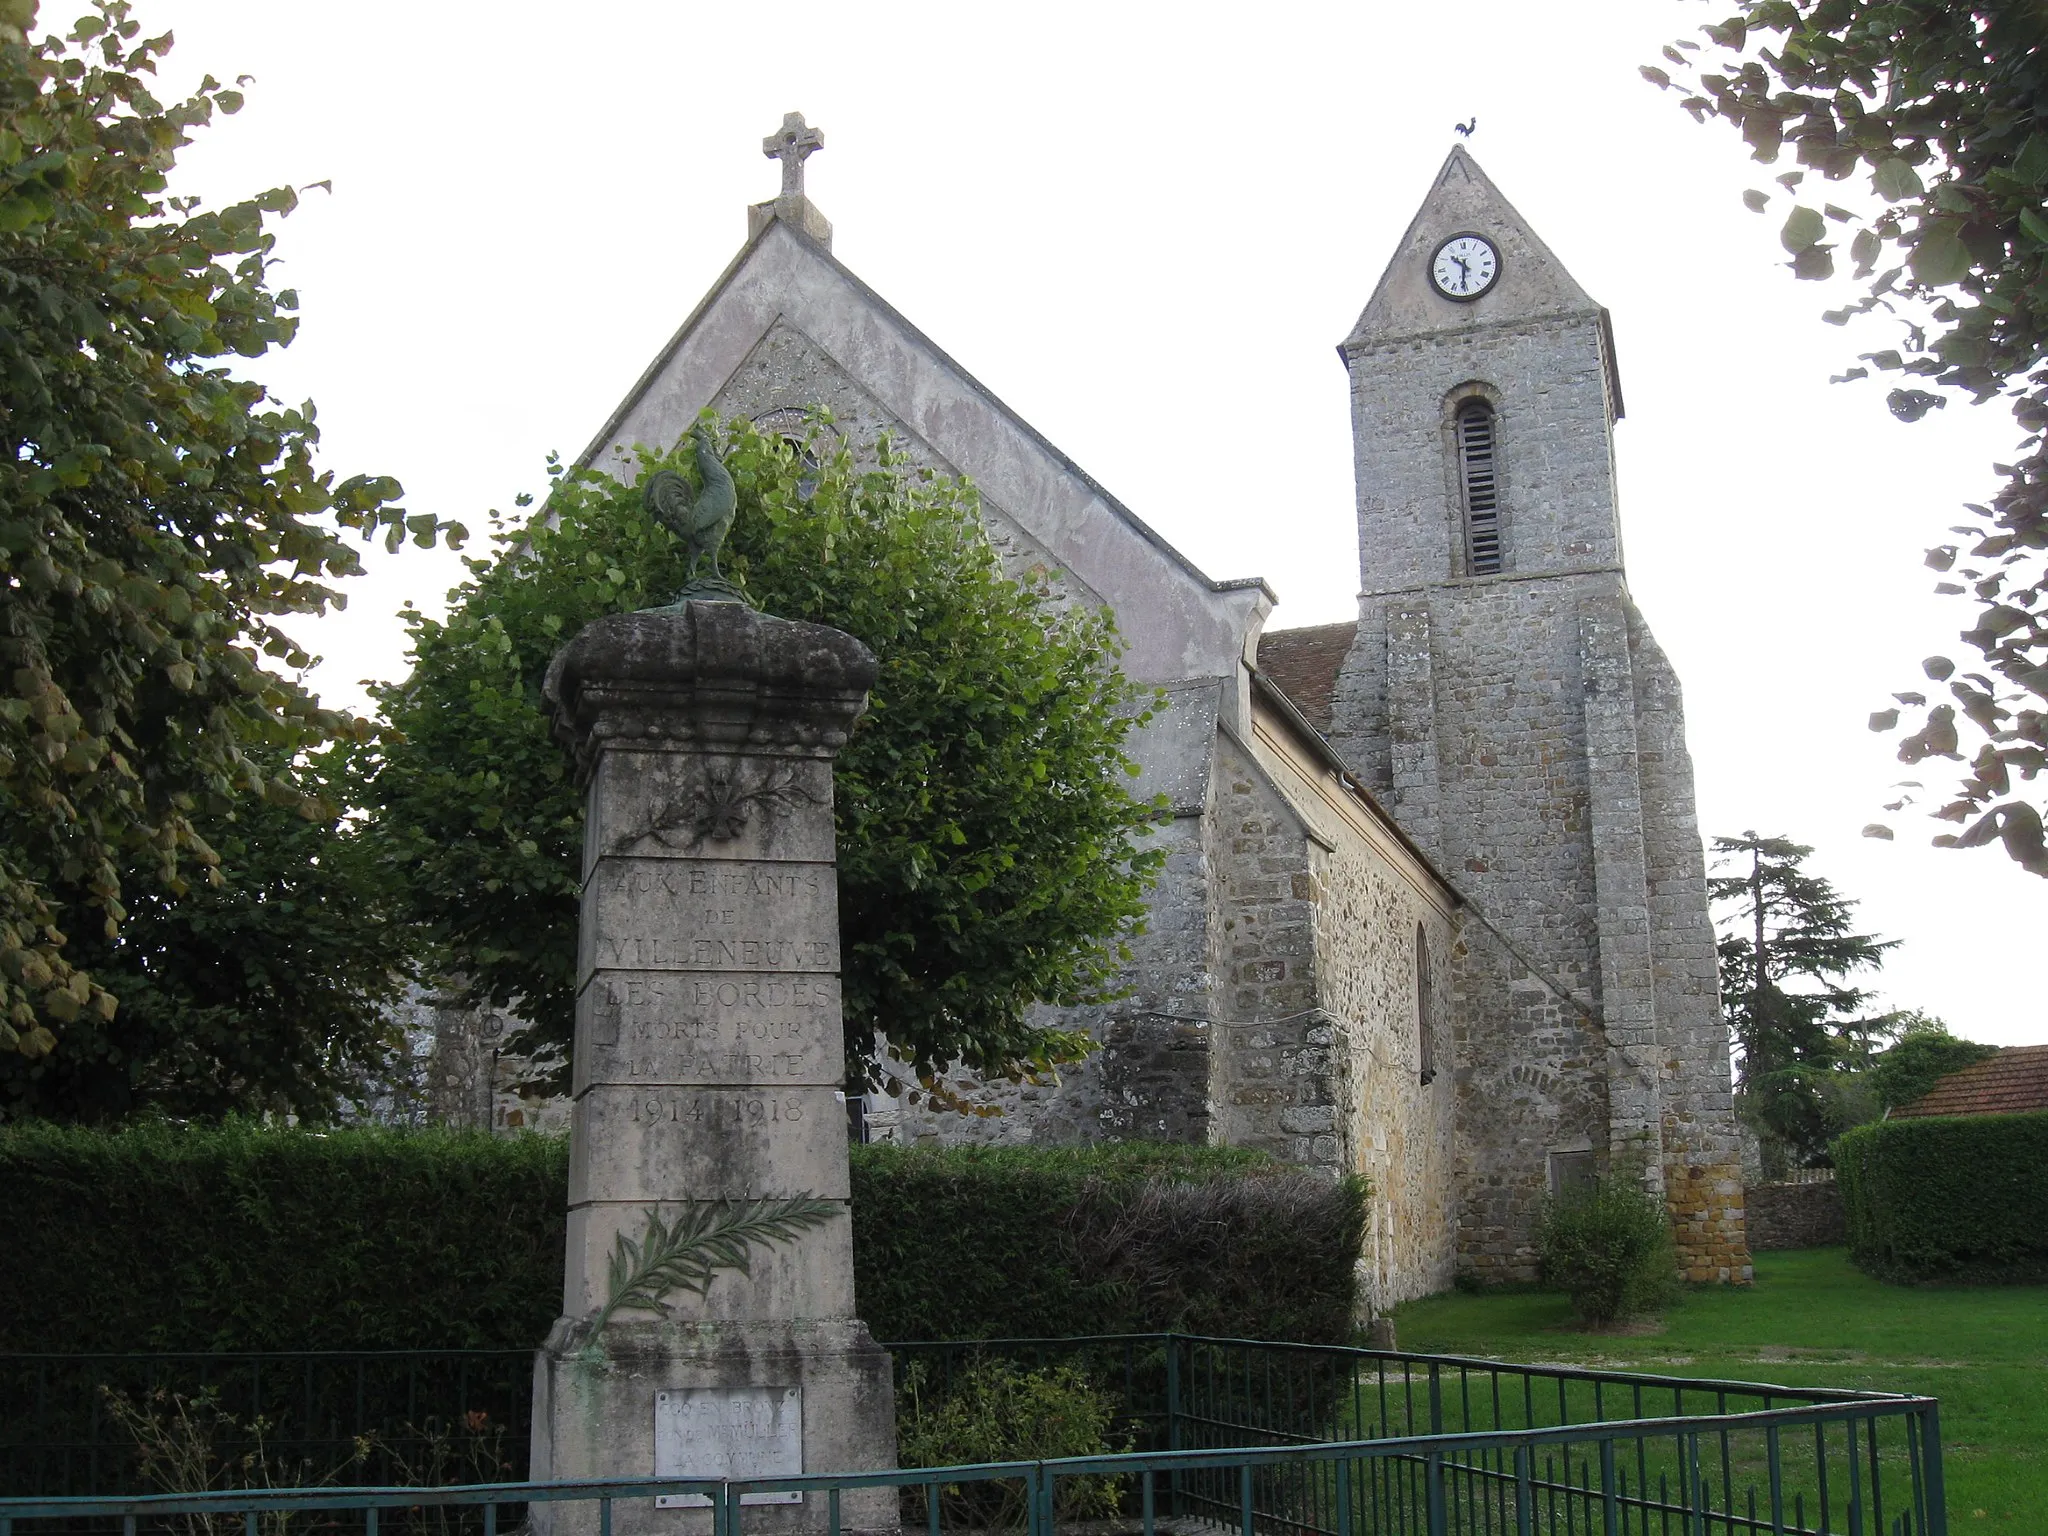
[1314,838,1459,1310]
[1203,737,1331,1173]
[1299,822,1457,1308]
[1217,710,1462,1308]
[860,801,1217,1148]
[1449,923,1608,1280]
[1333,300,1749,1284]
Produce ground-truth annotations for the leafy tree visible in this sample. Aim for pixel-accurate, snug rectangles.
[1649,4,2048,876]
[0,741,413,1123]
[0,2,460,1067]
[1709,832,1897,1163]
[370,416,1166,1102]
[1869,1022,2000,1112]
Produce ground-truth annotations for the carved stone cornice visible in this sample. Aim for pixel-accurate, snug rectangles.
[543,600,877,776]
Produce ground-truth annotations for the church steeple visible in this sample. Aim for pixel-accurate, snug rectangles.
[1338,147,1625,592]
[1324,145,1747,1285]
[1342,147,1609,391]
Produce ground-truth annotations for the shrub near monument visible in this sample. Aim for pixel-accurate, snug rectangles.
[0,1124,1366,1351]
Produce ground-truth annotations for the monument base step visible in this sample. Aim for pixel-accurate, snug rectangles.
[531,1315,899,1536]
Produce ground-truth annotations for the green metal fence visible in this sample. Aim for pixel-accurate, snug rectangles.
[0,1338,1946,1535]
[891,1335,1944,1535]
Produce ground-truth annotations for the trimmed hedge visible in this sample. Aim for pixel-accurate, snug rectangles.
[1834,1110,2048,1284]
[0,1119,569,1352]
[851,1142,1365,1343]
[0,1124,1366,1351]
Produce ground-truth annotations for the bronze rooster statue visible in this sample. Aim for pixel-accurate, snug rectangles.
[644,423,743,603]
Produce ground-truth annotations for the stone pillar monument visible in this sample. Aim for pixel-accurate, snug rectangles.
[531,597,896,1536]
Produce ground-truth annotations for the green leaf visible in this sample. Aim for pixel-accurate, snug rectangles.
[2019,207,2048,248]
[1873,158,1923,202]
[0,186,53,232]
[2017,134,2048,186]
[1743,188,1769,214]
[1790,245,1834,280]
[1780,204,1825,252]
[1909,223,1971,285]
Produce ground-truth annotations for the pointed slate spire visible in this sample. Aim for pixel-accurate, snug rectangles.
[1342,147,1599,353]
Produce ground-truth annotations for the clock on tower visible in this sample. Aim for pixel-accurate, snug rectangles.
[1429,232,1499,301]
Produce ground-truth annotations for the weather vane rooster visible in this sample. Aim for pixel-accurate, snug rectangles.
[644,422,745,605]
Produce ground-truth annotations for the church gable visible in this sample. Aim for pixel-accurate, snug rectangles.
[578,213,1269,687]
[708,319,1104,611]
[1344,146,1607,357]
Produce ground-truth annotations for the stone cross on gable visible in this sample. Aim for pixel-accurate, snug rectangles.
[763,112,824,200]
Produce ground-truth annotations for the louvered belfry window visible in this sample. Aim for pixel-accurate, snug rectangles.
[1457,399,1502,576]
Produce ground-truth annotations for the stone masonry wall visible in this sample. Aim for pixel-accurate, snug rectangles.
[1338,315,1622,600]
[1306,829,1458,1306]
[1204,737,1331,1174]
[863,804,1216,1149]
[1449,922,1608,1280]
[1366,575,1615,1282]
[1746,1178,1845,1251]
[1235,711,1460,1307]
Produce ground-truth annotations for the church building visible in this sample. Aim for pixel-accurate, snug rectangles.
[531,117,1751,1306]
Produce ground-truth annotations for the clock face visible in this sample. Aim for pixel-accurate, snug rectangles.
[1430,233,1500,301]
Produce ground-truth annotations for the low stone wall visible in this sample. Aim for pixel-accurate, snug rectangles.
[1746,1177,1846,1251]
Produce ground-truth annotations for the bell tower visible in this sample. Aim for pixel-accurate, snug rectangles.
[1327,148,1750,1284]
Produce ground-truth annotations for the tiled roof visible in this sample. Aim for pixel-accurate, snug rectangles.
[1891,1043,2048,1119]
[1256,622,1358,735]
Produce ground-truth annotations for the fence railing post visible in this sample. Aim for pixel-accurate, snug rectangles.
[1165,1335,1183,1518]
[1920,1405,1949,1536]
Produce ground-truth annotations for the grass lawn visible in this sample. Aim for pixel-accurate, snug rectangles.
[1392,1247,2046,1532]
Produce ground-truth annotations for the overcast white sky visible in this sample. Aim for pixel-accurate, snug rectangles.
[131,0,2038,1044]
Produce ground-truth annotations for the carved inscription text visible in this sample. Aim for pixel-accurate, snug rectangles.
[630,1093,808,1127]
[584,974,841,1084]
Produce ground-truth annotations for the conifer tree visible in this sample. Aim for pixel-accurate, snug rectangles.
[1708,833,1896,1164]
